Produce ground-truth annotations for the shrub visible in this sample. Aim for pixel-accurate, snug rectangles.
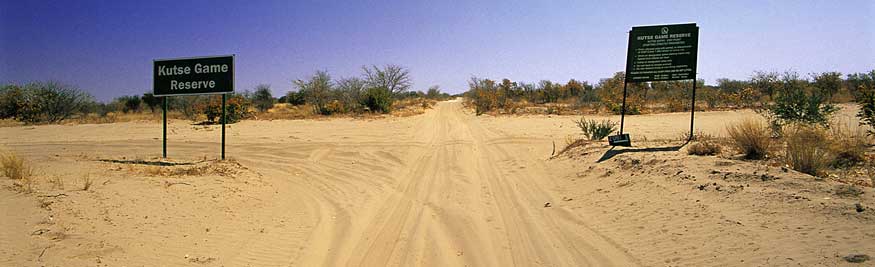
[295,71,334,115]
[3,81,94,123]
[251,84,274,112]
[686,133,722,156]
[726,119,771,159]
[763,72,838,127]
[283,90,306,106]
[362,87,392,113]
[117,95,142,113]
[574,117,618,140]
[687,140,722,156]
[141,93,162,112]
[200,94,251,123]
[0,85,25,119]
[784,125,832,176]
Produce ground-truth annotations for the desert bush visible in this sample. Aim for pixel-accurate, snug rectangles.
[200,94,250,123]
[141,93,162,112]
[686,132,721,155]
[1,81,94,123]
[336,77,366,112]
[574,117,618,140]
[0,85,25,119]
[295,71,335,115]
[362,64,411,96]
[726,119,771,159]
[362,87,392,113]
[763,72,838,128]
[251,84,275,112]
[784,125,832,176]
[282,90,306,106]
[687,140,722,156]
[116,95,142,113]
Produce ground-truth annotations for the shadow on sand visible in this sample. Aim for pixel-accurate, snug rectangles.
[596,140,689,163]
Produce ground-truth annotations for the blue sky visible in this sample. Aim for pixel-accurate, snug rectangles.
[1,0,873,102]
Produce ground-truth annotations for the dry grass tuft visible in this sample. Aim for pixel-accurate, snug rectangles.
[784,125,832,176]
[828,119,870,168]
[726,119,771,159]
[80,174,93,191]
[2,151,33,180]
[48,176,65,190]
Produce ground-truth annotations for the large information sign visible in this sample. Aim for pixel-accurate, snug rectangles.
[153,55,234,96]
[625,23,698,82]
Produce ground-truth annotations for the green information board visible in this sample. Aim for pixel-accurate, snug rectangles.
[626,23,698,82]
[154,55,234,96]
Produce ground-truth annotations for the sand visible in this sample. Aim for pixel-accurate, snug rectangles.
[1,100,873,266]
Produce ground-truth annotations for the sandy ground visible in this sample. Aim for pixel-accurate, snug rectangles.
[1,100,873,266]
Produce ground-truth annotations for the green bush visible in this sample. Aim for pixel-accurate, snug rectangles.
[574,117,618,140]
[0,81,94,123]
[763,72,837,127]
[117,95,142,113]
[200,95,250,123]
[363,87,392,113]
[251,84,274,112]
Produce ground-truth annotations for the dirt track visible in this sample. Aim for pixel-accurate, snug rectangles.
[2,100,873,266]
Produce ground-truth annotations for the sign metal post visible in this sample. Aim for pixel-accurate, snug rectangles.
[611,23,699,146]
[153,55,234,159]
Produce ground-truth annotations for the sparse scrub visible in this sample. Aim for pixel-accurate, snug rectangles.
[784,125,832,176]
[574,117,617,141]
[726,119,771,159]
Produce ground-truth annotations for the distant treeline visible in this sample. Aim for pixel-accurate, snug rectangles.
[466,70,875,115]
[0,64,451,124]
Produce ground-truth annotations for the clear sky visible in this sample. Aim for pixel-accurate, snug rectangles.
[1,0,873,102]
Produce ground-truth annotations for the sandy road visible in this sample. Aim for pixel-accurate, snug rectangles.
[234,101,637,266]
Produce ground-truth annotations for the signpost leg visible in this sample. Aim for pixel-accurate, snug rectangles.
[689,76,698,141]
[619,81,628,135]
[163,97,167,158]
[221,94,226,160]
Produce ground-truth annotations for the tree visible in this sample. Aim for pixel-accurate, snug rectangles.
[362,64,411,96]
[141,93,162,112]
[715,78,749,94]
[336,77,366,112]
[12,81,94,123]
[811,72,842,100]
[117,95,142,113]
[764,71,837,127]
[252,84,274,112]
[0,84,25,119]
[362,87,392,113]
[751,71,781,99]
[295,71,334,115]
[283,90,306,105]
[426,85,444,100]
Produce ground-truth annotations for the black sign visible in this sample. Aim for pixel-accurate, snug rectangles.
[153,55,234,96]
[626,23,698,82]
